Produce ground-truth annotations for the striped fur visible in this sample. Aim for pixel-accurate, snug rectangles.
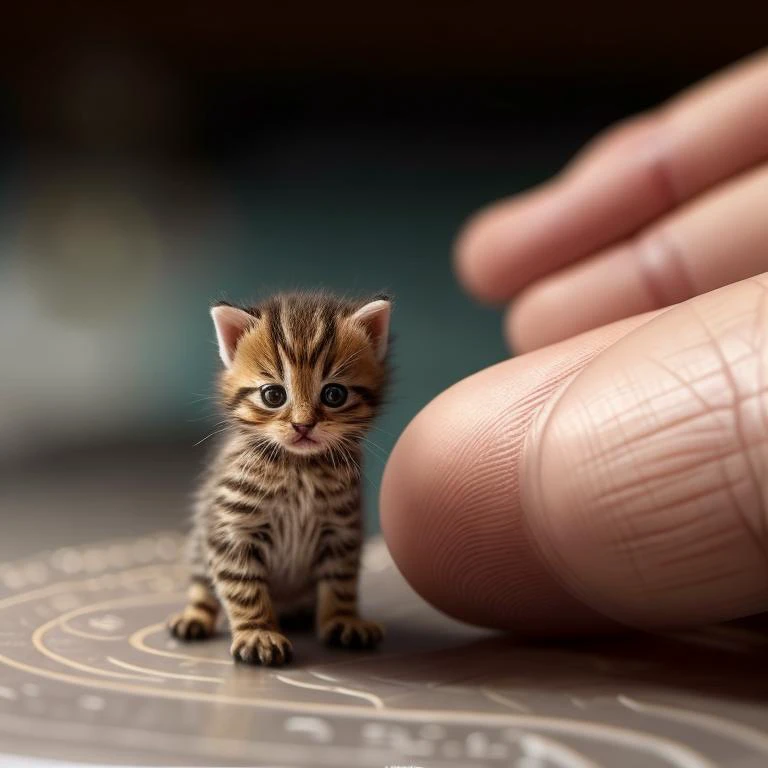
[168,292,389,665]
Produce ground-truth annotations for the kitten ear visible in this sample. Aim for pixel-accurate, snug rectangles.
[351,298,391,361]
[210,303,257,368]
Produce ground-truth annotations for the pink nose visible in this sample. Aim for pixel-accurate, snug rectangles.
[291,422,316,437]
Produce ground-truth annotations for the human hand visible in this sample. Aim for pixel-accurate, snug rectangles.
[380,53,768,635]
[456,50,768,354]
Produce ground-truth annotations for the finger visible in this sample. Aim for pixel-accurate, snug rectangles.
[381,311,659,634]
[455,49,768,303]
[507,162,768,353]
[381,276,768,633]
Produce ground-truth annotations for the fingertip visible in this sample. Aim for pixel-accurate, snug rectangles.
[453,207,512,304]
[380,353,617,635]
[380,383,510,628]
[454,180,582,305]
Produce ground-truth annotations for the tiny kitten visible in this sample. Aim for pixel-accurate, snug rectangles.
[168,292,390,666]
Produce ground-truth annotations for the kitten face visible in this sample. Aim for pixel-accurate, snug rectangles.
[212,293,390,457]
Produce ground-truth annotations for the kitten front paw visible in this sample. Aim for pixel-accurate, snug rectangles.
[319,616,384,649]
[168,611,216,641]
[231,629,293,666]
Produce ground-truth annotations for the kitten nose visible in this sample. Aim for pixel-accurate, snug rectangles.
[291,422,316,437]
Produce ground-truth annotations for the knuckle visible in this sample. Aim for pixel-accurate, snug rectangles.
[632,228,697,308]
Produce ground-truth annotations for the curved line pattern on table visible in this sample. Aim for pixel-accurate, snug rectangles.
[106,656,223,685]
[129,622,233,666]
[0,648,717,768]
[618,695,768,756]
[0,537,764,767]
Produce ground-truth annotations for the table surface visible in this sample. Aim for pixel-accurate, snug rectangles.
[1,533,768,767]
[1,447,768,767]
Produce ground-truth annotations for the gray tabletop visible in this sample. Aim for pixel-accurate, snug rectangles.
[1,446,768,767]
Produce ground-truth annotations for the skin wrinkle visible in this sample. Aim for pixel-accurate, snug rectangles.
[421,397,525,620]
[593,422,734,503]
[618,517,737,558]
[517,348,640,623]
[585,433,740,503]
[627,505,740,563]
[419,370,590,624]
[445,443,535,619]
[567,378,663,584]
[609,481,736,531]
[521,285,768,627]
[748,280,768,540]
[590,412,657,602]
[658,531,743,567]
[575,387,728,470]
[615,481,729,555]
[625,452,728,593]
[688,301,768,566]
[584,385,717,452]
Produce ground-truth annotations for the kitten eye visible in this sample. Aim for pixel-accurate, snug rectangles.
[320,383,348,408]
[260,384,287,408]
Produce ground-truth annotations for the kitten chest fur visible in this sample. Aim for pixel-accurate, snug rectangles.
[203,435,360,606]
[267,464,323,602]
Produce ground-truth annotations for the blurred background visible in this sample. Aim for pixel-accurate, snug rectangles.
[0,2,766,557]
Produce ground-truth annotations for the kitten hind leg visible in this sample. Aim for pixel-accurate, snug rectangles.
[168,577,220,641]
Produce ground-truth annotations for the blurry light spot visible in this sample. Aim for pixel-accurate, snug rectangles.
[54,549,84,575]
[22,562,48,585]
[131,540,156,564]
[82,548,108,573]
[0,568,25,590]
[154,536,179,561]
[104,545,131,568]
[442,740,462,758]
[88,614,124,634]
[78,694,106,712]
[420,724,447,740]
[362,722,387,742]
[284,716,333,743]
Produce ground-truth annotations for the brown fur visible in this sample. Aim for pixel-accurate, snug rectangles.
[168,292,389,665]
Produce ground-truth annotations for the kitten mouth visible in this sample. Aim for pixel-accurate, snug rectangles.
[290,435,321,450]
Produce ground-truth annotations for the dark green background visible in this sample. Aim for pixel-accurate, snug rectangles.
[131,77,687,529]
[1,59,753,535]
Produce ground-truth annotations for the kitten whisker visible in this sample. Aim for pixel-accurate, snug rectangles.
[333,439,379,495]
[367,424,397,440]
[189,394,217,405]
[194,425,232,447]
[359,436,391,462]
